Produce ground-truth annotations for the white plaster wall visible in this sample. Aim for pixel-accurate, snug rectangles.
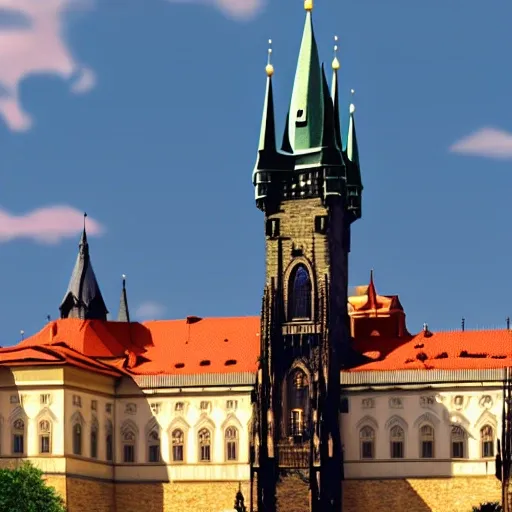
[115,391,252,474]
[64,389,114,460]
[341,385,503,479]
[0,388,65,457]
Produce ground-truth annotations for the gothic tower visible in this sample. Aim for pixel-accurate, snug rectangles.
[250,2,363,511]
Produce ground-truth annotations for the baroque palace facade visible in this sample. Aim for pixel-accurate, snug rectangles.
[0,2,506,511]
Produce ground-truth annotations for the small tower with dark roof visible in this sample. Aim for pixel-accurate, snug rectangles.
[59,216,108,321]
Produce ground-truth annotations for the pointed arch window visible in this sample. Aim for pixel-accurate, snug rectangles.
[73,423,82,456]
[289,265,312,320]
[39,420,52,454]
[171,429,185,462]
[390,425,404,458]
[90,419,98,459]
[198,428,211,462]
[106,421,113,462]
[122,429,136,463]
[481,425,494,458]
[225,426,238,461]
[287,369,309,440]
[12,418,25,455]
[359,426,375,459]
[419,424,434,458]
[451,425,466,458]
[148,430,161,463]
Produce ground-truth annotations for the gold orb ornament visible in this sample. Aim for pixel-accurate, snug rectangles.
[304,0,313,11]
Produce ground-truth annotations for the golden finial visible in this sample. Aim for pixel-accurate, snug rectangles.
[332,35,340,70]
[265,39,274,77]
[350,88,356,114]
[304,0,313,12]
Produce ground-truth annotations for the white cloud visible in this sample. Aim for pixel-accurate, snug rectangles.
[0,205,104,243]
[0,0,95,131]
[450,127,512,160]
[170,0,265,20]
[135,301,166,321]
[0,0,264,131]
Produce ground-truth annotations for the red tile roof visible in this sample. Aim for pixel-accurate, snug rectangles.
[1,316,260,377]
[350,328,512,372]
[3,316,512,378]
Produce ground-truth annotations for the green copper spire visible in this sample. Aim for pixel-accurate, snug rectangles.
[345,94,363,220]
[331,36,342,150]
[346,98,360,177]
[286,9,324,152]
[253,40,290,206]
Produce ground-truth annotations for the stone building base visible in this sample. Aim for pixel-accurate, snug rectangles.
[342,477,501,512]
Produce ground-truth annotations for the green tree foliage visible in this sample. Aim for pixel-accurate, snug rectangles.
[0,462,66,512]
[472,502,503,512]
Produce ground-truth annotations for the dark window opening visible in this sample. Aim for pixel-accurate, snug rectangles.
[314,215,328,234]
[73,424,82,456]
[266,218,280,238]
[106,434,113,461]
[124,444,135,463]
[175,363,185,369]
[199,360,211,366]
[225,359,237,366]
[289,265,312,320]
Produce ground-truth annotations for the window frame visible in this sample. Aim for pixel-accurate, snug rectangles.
[225,426,238,462]
[419,424,435,459]
[198,428,212,462]
[480,425,494,458]
[359,425,375,460]
[389,425,405,459]
[12,418,25,456]
[38,419,52,455]
[451,425,466,459]
[171,428,185,463]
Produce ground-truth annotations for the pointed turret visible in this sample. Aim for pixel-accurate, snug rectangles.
[253,40,291,208]
[118,274,130,322]
[331,36,342,150]
[345,93,363,219]
[59,215,108,321]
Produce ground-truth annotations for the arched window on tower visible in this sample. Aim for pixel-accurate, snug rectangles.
[289,265,312,320]
[286,368,310,441]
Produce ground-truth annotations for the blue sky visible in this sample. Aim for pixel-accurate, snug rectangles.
[0,0,511,345]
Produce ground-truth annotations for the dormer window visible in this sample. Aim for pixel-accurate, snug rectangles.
[289,265,312,320]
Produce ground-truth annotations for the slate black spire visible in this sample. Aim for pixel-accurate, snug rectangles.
[59,215,108,321]
[118,274,130,322]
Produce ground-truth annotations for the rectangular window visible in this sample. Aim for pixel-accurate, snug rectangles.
[13,435,24,454]
[106,435,113,462]
[361,441,373,459]
[91,433,98,459]
[40,394,51,405]
[124,445,135,463]
[200,401,210,411]
[421,441,433,458]
[91,400,97,411]
[391,441,404,459]
[72,395,82,407]
[483,440,494,458]
[149,445,160,463]
[226,400,238,410]
[175,402,184,412]
[200,445,211,462]
[290,409,303,437]
[40,435,50,454]
[105,403,112,414]
[452,441,464,458]
[173,445,184,462]
[226,441,237,461]
[265,218,280,238]
[314,215,328,234]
